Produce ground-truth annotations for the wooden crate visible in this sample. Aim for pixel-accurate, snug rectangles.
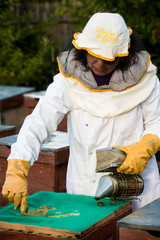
[117,198,160,240]
[0,131,69,207]
[0,125,16,138]
[0,85,35,132]
[0,192,132,240]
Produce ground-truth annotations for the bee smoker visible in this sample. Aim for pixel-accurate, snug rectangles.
[95,147,144,201]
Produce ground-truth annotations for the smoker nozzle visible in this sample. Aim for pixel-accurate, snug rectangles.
[95,175,118,200]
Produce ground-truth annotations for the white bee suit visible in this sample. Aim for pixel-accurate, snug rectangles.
[9,50,160,211]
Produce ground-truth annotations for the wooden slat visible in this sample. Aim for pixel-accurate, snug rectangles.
[119,228,160,240]
[0,230,70,240]
[0,222,78,238]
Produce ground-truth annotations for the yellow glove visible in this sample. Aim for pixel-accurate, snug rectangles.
[2,159,30,213]
[114,134,160,175]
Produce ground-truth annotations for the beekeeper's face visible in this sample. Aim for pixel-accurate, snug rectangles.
[86,53,120,76]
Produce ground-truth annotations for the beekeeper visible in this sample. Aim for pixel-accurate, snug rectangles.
[2,12,160,213]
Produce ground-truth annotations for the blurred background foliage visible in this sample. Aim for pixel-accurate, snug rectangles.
[0,0,160,90]
[0,0,60,90]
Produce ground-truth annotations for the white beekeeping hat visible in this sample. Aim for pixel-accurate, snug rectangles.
[72,12,132,61]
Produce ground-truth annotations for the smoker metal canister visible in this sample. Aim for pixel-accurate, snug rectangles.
[95,173,144,201]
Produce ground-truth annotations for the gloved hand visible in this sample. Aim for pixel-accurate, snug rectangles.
[114,134,160,175]
[2,159,30,213]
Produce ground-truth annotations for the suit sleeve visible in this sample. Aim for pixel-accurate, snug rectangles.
[8,73,72,166]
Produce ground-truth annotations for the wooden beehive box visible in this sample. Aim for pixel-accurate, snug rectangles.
[0,191,132,240]
[0,85,35,132]
[0,125,16,138]
[117,198,160,240]
[0,131,69,207]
